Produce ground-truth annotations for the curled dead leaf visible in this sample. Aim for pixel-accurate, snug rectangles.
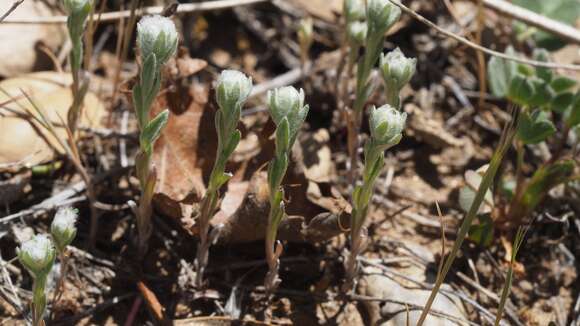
[151,80,213,219]
[0,72,105,167]
[0,2,66,77]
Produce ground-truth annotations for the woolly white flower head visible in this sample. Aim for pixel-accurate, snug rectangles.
[367,0,401,36]
[137,15,178,65]
[216,70,252,114]
[267,86,309,149]
[380,48,416,89]
[53,207,77,231]
[347,21,367,47]
[51,207,78,251]
[18,234,55,277]
[369,104,406,146]
[344,0,365,22]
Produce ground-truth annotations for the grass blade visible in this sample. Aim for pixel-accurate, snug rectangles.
[417,106,519,325]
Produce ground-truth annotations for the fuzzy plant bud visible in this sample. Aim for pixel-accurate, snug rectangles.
[268,86,309,150]
[137,15,178,66]
[216,70,253,115]
[18,234,56,278]
[367,0,401,37]
[369,104,406,146]
[64,0,92,16]
[380,48,416,90]
[344,0,365,23]
[51,207,78,252]
[347,21,368,48]
[297,17,314,51]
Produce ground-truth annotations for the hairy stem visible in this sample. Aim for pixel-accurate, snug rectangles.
[31,276,47,326]
[49,251,69,321]
[194,188,218,287]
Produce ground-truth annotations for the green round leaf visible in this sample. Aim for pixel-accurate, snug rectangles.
[516,109,556,144]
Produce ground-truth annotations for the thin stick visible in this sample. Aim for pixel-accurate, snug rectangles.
[110,0,139,109]
[2,0,269,24]
[0,0,24,23]
[386,0,580,71]
[483,0,580,45]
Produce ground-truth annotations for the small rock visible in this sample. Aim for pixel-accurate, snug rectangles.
[358,266,467,326]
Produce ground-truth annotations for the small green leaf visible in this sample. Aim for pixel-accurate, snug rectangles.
[550,76,576,93]
[513,0,580,50]
[142,73,161,115]
[222,129,241,160]
[528,78,554,108]
[468,214,494,247]
[366,152,384,185]
[516,109,556,144]
[267,154,288,197]
[551,92,574,113]
[140,109,169,152]
[521,160,575,211]
[508,74,535,106]
[352,186,362,210]
[275,118,290,157]
[564,92,580,127]
[532,48,552,82]
[214,172,232,189]
[132,84,145,127]
[488,56,511,97]
[517,63,535,77]
[141,53,158,96]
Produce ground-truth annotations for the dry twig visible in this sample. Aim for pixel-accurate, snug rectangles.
[483,0,580,45]
[386,0,580,71]
[2,0,269,24]
[0,0,24,23]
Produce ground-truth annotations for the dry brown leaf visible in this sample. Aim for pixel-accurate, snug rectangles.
[290,0,342,22]
[151,80,214,219]
[0,2,66,77]
[297,129,350,215]
[0,72,106,167]
[169,47,208,80]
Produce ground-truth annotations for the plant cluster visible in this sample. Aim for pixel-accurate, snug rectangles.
[63,0,92,134]
[459,47,579,239]
[344,104,406,289]
[131,15,178,258]
[341,0,416,290]
[17,208,78,326]
[264,86,309,293]
[341,0,413,186]
[194,70,252,287]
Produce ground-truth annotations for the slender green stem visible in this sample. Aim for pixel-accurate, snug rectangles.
[194,183,219,287]
[345,143,383,290]
[494,266,513,326]
[495,226,527,326]
[49,251,69,320]
[384,82,399,108]
[31,276,47,326]
[514,140,525,195]
[265,155,288,294]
